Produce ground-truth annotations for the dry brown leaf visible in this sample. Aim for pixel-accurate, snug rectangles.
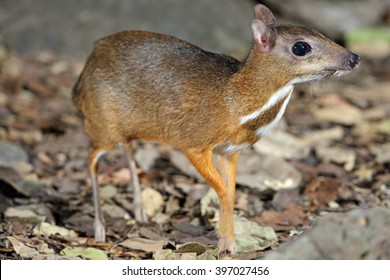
[33,222,78,238]
[313,102,363,125]
[120,237,166,253]
[236,153,302,191]
[303,127,344,146]
[99,168,131,185]
[253,130,310,160]
[139,226,165,241]
[343,82,390,106]
[272,188,300,211]
[233,216,278,252]
[315,146,356,171]
[305,177,341,207]
[102,204,130,220]
[4,207,46,223]
[142,187,164,218]
[254,204,308,231]
[7,236,39,258]
[354,165,375,182]
[315,163,346,178]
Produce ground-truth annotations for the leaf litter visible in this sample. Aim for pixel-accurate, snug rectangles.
[0,39,389,260]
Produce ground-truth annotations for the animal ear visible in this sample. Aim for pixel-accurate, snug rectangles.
[253,4,276,26]
[251,19,275,53]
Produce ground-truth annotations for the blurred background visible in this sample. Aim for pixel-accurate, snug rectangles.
[1,0,389,59]
[1,0,390,260]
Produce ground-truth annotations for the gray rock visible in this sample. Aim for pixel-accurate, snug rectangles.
[236,152,302,191]
[0,166,48,198]
[263,0,389,39]
[0,0,254,59]
[0,140,28,168]
[265,207,390,259]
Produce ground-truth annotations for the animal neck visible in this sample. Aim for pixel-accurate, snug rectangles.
[227,47,297,123]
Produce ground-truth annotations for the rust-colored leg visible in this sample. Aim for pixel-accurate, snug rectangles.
[184,148,237,256]
[88,147,108,242]
[123,143,148,223]
[217,152,239,255]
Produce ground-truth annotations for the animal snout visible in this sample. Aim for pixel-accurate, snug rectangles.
[349,52,360,69]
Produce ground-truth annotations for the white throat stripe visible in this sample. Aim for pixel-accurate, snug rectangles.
[240,84,293,125]
[239,76,319,125]
[255,92,292,136]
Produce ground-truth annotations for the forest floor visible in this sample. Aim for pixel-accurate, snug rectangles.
[0,44,389,260]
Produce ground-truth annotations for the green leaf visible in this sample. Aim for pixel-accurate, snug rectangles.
[60,247,108,260]
[345,27,390,44]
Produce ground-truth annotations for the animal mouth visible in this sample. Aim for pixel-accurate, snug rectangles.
[332,69,353,76]
[322,68,352,77]
[322,52,361,77]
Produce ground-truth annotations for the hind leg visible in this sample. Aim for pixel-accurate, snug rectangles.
[88,146,109,242]
[124,142,148,223]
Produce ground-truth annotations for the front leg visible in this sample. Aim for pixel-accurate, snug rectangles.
[217,152,239,255]
[184,148,237,256]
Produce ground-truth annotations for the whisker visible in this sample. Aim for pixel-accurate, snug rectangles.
[309,81,321,100]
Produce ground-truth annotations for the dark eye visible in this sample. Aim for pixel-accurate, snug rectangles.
[292,41,312,56]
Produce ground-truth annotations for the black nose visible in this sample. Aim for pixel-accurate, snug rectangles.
[349,52,360,69]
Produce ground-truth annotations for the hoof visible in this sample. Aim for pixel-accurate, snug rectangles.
[135,208,148,224]
[94,221,106,242]
[218,237,238,257]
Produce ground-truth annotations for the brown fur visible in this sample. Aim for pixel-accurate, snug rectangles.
[73,4,359,255]
[73,25,355,152]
